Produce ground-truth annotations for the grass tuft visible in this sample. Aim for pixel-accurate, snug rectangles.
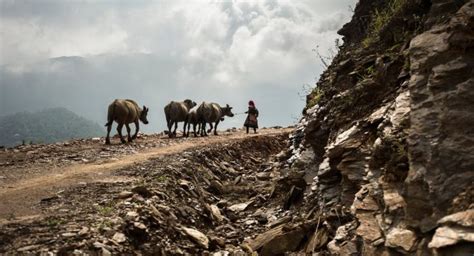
[306,88,324,109]
[363,0,406,47]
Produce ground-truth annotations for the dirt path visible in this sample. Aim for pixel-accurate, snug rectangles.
[0,128,291,222]
[1,129,290,254]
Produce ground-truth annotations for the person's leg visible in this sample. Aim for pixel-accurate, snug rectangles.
[254,127,257,133]
[246,126,249,134]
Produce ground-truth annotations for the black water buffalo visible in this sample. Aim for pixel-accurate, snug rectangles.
[105,99,149,144]
[197,102,234,136]
[164,99,196,137]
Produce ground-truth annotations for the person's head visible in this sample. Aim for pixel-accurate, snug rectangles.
[248,100,255,107]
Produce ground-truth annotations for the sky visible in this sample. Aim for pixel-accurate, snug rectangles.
[0,0,355,133]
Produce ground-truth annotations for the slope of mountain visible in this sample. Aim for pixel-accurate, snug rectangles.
[276,0,473,254]
[0,108,104,147]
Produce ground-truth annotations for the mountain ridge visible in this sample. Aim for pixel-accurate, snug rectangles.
[0,107,104,147]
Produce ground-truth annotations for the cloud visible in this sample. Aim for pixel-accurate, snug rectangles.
[0,0,356,132]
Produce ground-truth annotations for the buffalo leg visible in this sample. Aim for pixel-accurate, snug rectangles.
[183,121,188,137]
[207,123,213,134]
[117,124,126,144]
[132,121,139,139]
[105,124,112,144]
[214,120,220,135]
[201,121,207,136]
[173,122,178,136]
[167,119,173,138]
[126,124,132,142]
[197,123,201,137]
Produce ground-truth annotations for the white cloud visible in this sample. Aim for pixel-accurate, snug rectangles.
[0,0,356,130]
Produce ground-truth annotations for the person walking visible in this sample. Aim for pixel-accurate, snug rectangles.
[244,100,259,134]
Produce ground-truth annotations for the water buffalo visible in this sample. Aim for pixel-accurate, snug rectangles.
[197,102,234,136]
[186,105,202,137]
[164,99,196,137]
[105,99,149,145]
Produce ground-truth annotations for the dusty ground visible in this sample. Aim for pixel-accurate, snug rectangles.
[0,127,293,255]
[0,127,290,221]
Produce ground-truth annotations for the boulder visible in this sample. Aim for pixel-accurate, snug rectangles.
[385,228,417,252]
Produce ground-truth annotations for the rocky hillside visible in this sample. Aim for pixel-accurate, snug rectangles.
[271,0,473,255]
[0,108,104,147]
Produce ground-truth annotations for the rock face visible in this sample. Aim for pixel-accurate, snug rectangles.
[265,0,474,255]
[405,0,474,232]
[429,209,474,249]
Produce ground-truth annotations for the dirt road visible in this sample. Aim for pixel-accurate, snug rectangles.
[0,128,291,222]
[1,128,292,255]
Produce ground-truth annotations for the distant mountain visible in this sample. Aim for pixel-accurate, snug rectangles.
[0,107,104,147]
